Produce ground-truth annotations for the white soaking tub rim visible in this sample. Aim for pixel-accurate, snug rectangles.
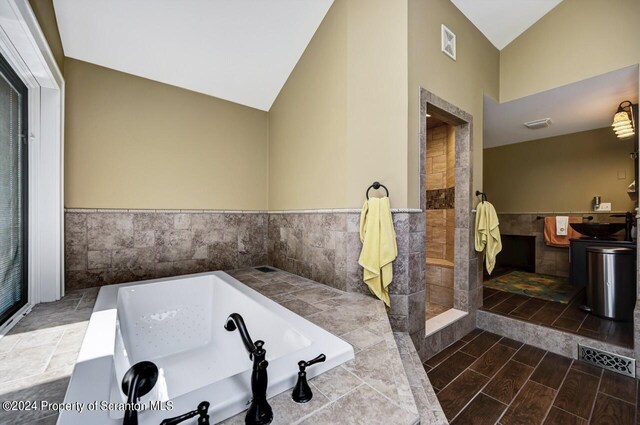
[59,271,354,425]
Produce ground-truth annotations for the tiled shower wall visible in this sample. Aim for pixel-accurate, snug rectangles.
[426,123,455,262]
[65,210,268,290]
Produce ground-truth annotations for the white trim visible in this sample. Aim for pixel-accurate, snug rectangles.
[0,0,64,316]
[0,303,32,338]
[425,309,468,337]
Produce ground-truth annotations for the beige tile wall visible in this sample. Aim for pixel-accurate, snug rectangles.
[425,123,456,309]
[426,262,454,308]
[425,123,455,264]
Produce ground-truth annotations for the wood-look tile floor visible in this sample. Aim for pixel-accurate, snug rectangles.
[481,287,633,349]
[424,329,639,425]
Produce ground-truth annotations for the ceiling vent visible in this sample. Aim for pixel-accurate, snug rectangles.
[523,118,552,129]
[441,25,456,60]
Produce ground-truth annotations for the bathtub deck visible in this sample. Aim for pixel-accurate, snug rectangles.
[0,268,428,425]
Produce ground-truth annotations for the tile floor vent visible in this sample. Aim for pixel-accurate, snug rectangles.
[578,344,635,378]
[254,266,277,273]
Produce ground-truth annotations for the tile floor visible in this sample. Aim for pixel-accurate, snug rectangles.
[424,328,639,425]
[0,287,97,425]
[481,287,634,349]
[426,302,451,320]
[0,268,420,425]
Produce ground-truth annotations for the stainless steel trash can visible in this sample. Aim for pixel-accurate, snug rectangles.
[586,246,636,321]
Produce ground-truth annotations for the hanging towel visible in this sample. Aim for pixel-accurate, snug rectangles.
[544,216,583,247]
[474,201,502,275]
[359,197,397,307]
[556,216,569,236]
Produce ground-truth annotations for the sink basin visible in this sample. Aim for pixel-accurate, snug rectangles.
[570,222,626,239]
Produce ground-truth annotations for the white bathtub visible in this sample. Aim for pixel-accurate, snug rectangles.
[59,271,354,424]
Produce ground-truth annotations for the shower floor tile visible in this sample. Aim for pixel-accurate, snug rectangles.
[480,287,633,349]
[426,302,451,320]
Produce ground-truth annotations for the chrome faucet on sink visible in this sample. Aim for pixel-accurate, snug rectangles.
[224,313,273,425]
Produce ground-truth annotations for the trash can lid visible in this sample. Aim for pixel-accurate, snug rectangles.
[586,246,636,254]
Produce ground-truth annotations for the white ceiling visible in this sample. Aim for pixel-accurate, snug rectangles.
[484,65,639,148]
[53,0,333,111]
[450,0,563,50]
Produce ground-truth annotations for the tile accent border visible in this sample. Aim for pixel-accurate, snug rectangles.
[65,208,423,214]
[425,187,455,210]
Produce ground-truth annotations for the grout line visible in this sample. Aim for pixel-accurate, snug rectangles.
[542,361,595,423]
[594,390,636,407]
[451,335,533,423]
[494,355,545,424]
[494,342,549,422]
[423,339,469,369]
[586,364,604,423]
[551,404,587,421]
[450,347,516,422]
[436,335,502,399]
[291,383,366,425]
[307,381,330,401]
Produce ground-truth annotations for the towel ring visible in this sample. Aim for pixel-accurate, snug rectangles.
[366,182,389,199]
[475,190,488,203]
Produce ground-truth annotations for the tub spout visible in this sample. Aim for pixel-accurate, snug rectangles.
[224,313,257,358]
[224,313,273,425]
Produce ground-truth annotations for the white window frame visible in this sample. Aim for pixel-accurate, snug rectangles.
[0,0,64,333]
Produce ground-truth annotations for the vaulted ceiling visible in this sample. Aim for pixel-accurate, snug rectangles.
[450,0,563,50]
[484,65,639,148]
[53,0,333,111]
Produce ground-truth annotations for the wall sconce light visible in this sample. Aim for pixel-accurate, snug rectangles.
[612,100,635,139]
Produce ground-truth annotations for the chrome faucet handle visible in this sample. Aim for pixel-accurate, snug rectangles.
[292,354,326,403]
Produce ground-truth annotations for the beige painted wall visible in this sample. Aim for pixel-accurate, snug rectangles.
[344,0,408,209]
[484,127,636,213]
[500,0,640,102]
[268,0,348,210]
[29,0,64,73]
[65,58,269,210]
[408,0,500,209]
[269,0,408,210]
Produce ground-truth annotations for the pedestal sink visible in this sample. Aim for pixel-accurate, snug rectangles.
[569,222,626,239]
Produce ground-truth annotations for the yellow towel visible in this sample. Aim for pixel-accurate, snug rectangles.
[474,201,502,274]
[358,197,397,307]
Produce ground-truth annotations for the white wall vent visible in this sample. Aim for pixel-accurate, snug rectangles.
[523,118,552,129]
[441,25,456,61]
